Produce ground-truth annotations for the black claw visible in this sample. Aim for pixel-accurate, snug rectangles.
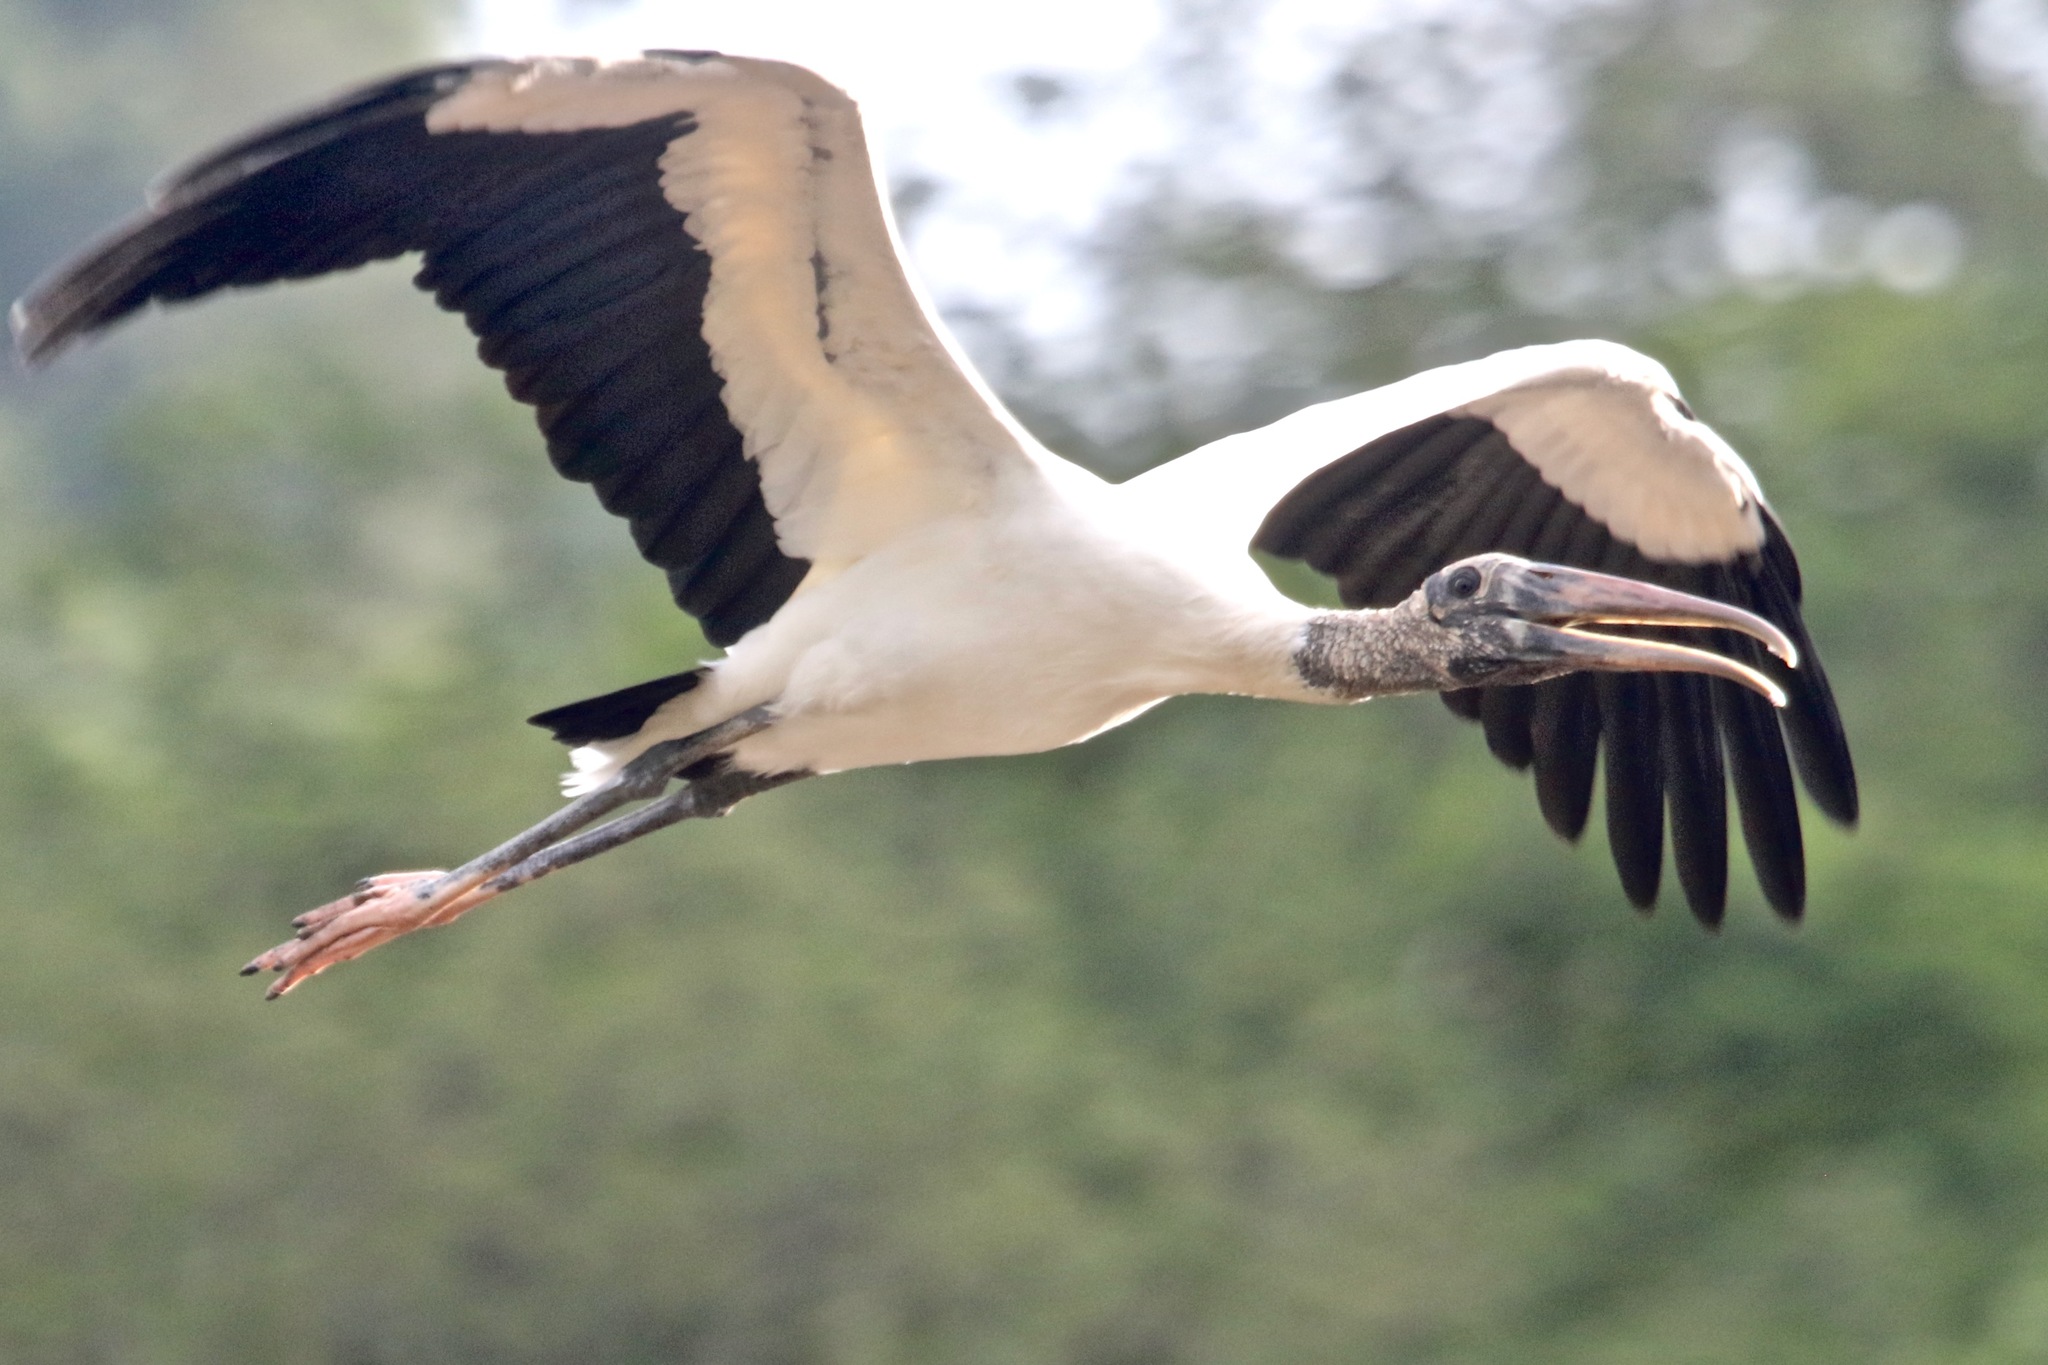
[238,960,261,976]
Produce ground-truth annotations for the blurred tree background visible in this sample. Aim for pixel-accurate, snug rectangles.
[4,0,2048,1359]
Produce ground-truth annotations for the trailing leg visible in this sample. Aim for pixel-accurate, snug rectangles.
[243,706,790,998]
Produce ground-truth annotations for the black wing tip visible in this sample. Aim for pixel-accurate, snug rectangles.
[149,60,500,209]
[13,274,107,367]
[14,242,145,367]
[1779,658,1859,827]
[1804,746,1860,828]
[1635,869,1731,929]
[11,59,513,370]
[1760,872,1807,922]
[1608,825,1662,910]
[8,296,54,368]
[1627,860,1743,927]
[1678,863,1728,928]
[1538,803,1590,845]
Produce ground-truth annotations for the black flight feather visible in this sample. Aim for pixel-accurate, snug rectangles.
[12,61,807,648]
[1252,408,1856,922]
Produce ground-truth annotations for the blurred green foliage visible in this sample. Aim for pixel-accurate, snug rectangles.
[4,0,2048,1360]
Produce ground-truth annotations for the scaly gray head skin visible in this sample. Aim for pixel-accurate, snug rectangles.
[1293,553,1794,704]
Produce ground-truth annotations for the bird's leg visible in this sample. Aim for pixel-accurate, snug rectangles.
[243,705,785,999]
[449,764,807,906]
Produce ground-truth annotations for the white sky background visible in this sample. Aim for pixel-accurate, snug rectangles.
[461,0,1182,346]
[457,0,1987,435]
[455,0,1443,351]
[454,0,1635,439]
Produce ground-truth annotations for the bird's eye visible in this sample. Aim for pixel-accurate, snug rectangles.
[1447,566,1482,599]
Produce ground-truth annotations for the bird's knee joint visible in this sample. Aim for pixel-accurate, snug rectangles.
[612,771,674,803]
[617,739,695,789]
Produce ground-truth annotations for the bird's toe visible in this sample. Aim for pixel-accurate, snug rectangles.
[247,871,462,998]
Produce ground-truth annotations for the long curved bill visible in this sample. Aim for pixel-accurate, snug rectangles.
[1505,562,1796,708]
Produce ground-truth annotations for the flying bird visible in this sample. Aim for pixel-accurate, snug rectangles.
[11,53,1856,998]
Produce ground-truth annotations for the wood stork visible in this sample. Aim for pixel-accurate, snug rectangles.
[10,52,1857,998]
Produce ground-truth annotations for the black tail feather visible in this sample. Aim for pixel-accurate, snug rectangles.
[528,670,704,747]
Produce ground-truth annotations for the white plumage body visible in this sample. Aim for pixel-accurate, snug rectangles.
[571,459,1319,788]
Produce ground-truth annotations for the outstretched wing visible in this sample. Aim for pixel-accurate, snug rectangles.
[12,53,1046,645]
[1159,340,1856,924]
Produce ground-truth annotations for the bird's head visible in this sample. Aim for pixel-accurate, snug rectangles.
[1295,552,1795,703]
[1416,552,1793,699]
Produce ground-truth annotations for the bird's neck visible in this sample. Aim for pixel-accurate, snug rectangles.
[1290,599,1469,700]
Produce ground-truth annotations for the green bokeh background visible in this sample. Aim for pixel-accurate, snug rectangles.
[4,0,2047,1359]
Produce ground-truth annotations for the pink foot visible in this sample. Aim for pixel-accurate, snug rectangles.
[241,870,494,999]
